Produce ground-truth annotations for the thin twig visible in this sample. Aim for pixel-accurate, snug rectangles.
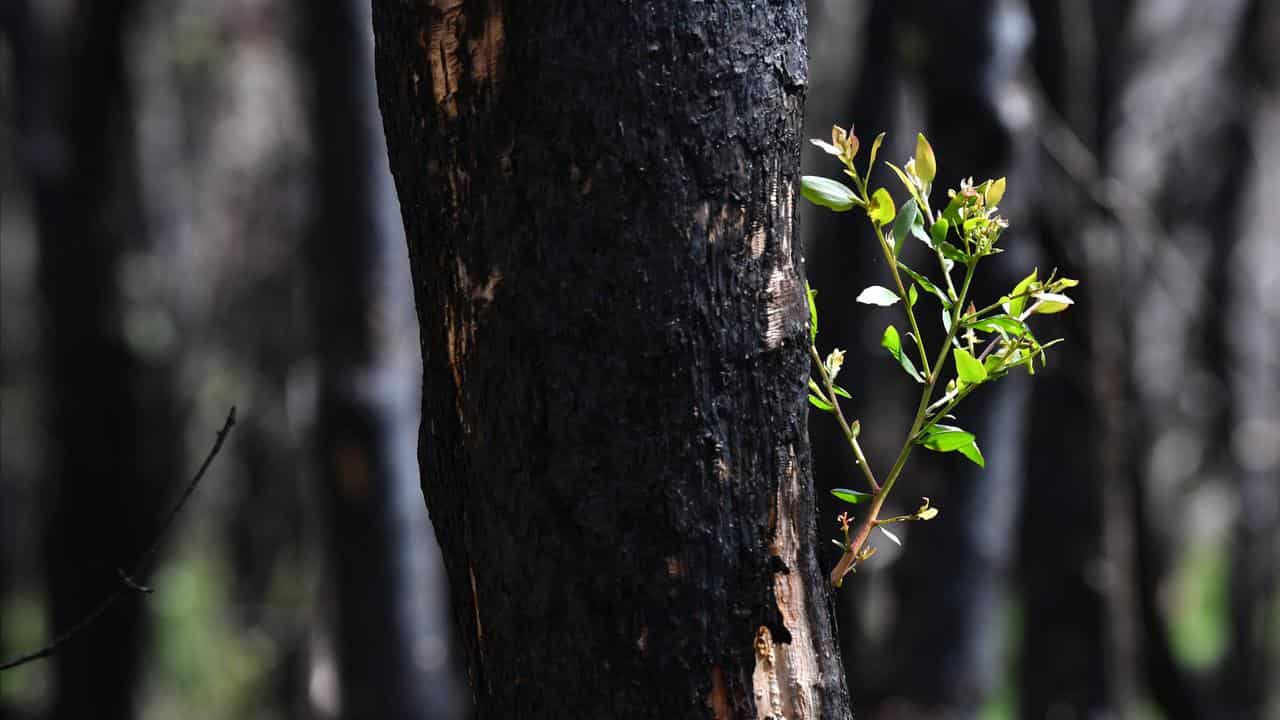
[830,262,978,586]
[0,406,237,672]
[809,344,879,493]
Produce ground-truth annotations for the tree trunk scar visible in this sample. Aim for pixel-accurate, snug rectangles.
[445,260,501,432]
[752,626,783,719]
[762,446,822,719]
[755,174,778,258]
[421,0,504,121]
[778,184,794,259]
[764,268,798,350]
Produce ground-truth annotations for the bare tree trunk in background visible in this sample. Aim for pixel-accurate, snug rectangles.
[1022,1,1274,718]
[11,0,178,717]
[1016,2,1136,717]
[1220,0,1280,714]
[373,2,853,716]
[301,1,463,717]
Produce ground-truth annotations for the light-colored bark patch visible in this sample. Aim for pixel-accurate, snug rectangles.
[750,225,768,258]
[764,446,822,719]
[751,626,783,719]
[420,0,504,121]
[763,267,797,349]
[779,184,794,259]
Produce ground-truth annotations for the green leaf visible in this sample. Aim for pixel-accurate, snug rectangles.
[899,263,952,308]
[908,284,919,308]
[962,216,985,238]
[892,198,920,256]
[833,384,852,399]
[910,213,932,247]
[886,162,926,211]
[1032,291,1073,313]
[941,193,965,227]
[966,314,1029,337]
[881,324,901,354]
[958,440,985,467]
[868,188,896,226]
[919,424,975,452]
[953,347,988,384]
[1006,269,1039,317]
[920,424,985,467]
[915,133,937,183]
[806,282,818,342]
[881,325,924,383]
[831,488,873,505]
[930,218,950,247]
[857,285,900,307]
[936,239,969,264]
[867,131,886,174]
[809,394,835,412]
[985,176,1006,206]
[801,176,860,212]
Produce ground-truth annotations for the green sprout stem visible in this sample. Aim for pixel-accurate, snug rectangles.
[826,259,978,586]
[809,344,880,494]
[872,221,931,373]
[805,127,1075,587]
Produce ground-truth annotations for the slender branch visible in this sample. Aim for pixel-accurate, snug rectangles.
[809,344,879,493]
[831,261,978,586]
[0,407,238,672]
[872,222,931,374]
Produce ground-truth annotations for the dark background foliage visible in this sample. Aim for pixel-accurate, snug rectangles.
[1,1,1276,718]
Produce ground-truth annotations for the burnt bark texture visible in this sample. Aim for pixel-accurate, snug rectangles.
[372,1,852,717]
[303,0,463,717]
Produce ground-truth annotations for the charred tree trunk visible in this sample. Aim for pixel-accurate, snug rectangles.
[373,2,852,717]
[303,1,463,717]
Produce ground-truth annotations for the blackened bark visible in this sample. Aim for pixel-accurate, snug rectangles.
[15,0,177,717]
[373,2,851,717]
[303,1,463,717]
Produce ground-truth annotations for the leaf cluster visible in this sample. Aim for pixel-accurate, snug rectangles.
[801,126,1077,585]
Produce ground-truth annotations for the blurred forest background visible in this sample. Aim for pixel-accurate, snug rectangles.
[0,0,1276,719]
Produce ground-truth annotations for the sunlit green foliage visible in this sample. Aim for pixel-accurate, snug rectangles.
[803,126,1077,586]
